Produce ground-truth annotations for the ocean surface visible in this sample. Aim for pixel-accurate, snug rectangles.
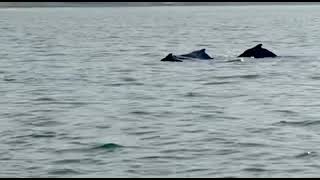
[1,5,320,178]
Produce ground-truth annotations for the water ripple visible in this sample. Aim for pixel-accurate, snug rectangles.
[295,151,318,158]
[214,74,260,80]
[203,81,236,85]
[274,120,320,127]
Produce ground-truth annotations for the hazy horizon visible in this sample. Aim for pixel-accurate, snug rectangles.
[0,2,319,7]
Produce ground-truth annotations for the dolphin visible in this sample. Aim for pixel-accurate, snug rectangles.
[161,49,213,62]
[180,49,213,59]
[238,44,277,58]
[160,53,183,62]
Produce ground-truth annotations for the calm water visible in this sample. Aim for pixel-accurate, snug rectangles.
[1,5,320,178]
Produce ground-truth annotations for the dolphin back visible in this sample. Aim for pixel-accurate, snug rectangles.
[180,49,213,59]
[160,53,183,62]
[238,44,277,58]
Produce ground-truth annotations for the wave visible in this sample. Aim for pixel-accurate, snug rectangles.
[274,120,320,127]
[295,151,317,158]
[213,74,260,80]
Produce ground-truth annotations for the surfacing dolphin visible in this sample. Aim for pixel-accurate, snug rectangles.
[238,44,277,58]
[161,49,213,62]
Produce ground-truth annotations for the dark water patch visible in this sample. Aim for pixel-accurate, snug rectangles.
[215,149,241,155]
[25,119,64,127]
[138,155,194,160]
[22,131,66,139]
[53,158,100,165]
[5,134,30,145]
[200,114,215,118]
[310,76,320,80]
[195,43,211,47]
[4,112,34,118]
[237,74,261,79]
[178,118,193,122]
[285,168,306,174]
[152,141,180,146]
[112,68,136,73]
[107,35,119,39]
[33,97,56,102]
[215,116,241,120]
[3,78,16,82]
[9,101,32,105]
[272,109,298,115]
[277,55,306,59]
[107,82,145,87]
[138,126,154,129]
[26,166,42,171]
[272,109,300,118]
[243,167,268,172]
[132,95,156,101]
[93,143,124,150]
[295,151,317,158]
[246,127,277,134]
[45,53,68,56]
[182,168,210,173]
[176,123,193,127]
[29,132,57,138]
[95,125,111,129]
[153,111,175,118]
[220,176,237,178]
[120,77,137,82]
[214,74,260,80]
[220,94,247,99]
[33,101,88,106]
[274,120,320,127]
[200,111,224,119]
[181,129,206,133]
[126,131,158,136]
[190,104,222,109]
[237,142,269,147]
[289,104,320,108]
[48,168,82,176]
[130,110,151,115]
[203,81,236,85]
[17,59,45,63]
[184,92,208,98]
[45,64,69,69]
[118,49,131,52]
[160,148,211,154]
[0,157,12,161]
[137,45,153,48]
[30,109,63,113]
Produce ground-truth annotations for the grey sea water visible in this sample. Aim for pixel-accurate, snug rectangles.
[1,5,320,178]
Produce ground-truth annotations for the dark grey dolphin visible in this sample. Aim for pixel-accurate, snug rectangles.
[180,49,213,59]
[160,53,183,62]
[238,44,277,58]
[161,49,213,62]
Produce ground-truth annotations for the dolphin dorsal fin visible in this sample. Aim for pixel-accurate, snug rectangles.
[255,44,263,48]
[200,49,206,52]
[164,53,173,59]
